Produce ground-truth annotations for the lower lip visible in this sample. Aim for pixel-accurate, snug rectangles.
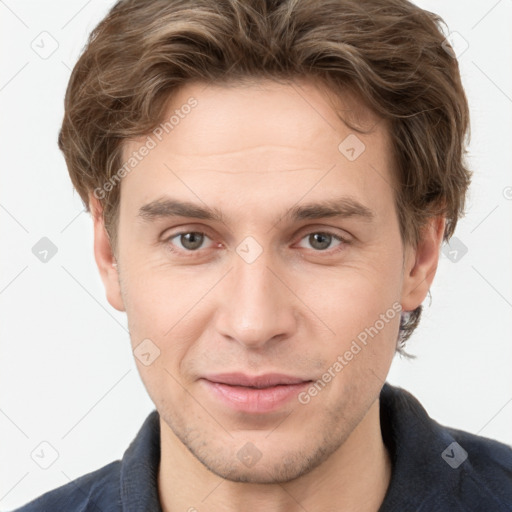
[201,379,311,413]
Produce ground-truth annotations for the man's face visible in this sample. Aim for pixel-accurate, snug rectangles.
[101,79,421,483]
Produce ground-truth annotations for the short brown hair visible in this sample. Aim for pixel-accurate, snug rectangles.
[58,0,471,352]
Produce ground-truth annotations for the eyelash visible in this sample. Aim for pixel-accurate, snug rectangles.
[162,229,349,257]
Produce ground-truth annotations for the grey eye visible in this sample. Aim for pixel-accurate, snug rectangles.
[176,232,207,250]
[307,233,335,250]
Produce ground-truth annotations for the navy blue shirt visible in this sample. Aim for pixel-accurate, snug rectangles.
[12,383,512,511]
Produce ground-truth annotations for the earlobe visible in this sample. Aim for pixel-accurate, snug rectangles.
[400,216,446,313]
[89,195,126,312]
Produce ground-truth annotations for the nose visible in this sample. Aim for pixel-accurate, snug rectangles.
[214,247,298,350]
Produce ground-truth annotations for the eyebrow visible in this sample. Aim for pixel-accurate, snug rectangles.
[137,196,375,224]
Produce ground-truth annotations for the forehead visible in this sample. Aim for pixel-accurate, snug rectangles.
[119,78,395,223]
[128,78,384,158]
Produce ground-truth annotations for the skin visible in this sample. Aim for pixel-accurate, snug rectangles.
[91,78,445,512]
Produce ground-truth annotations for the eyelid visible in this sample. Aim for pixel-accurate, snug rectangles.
[294,224,352,242]
[160,224,215,242]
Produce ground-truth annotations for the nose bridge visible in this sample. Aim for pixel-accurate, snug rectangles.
[215,243,296,348]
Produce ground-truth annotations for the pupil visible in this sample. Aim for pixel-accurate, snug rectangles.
[182,233,203,250]
[310,233,331,250]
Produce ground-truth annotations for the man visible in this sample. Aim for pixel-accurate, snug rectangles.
[14,0,512,510]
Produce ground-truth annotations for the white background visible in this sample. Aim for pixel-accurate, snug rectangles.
[1,0,511,509]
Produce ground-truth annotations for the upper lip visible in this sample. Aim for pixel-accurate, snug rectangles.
[203,372,311,388]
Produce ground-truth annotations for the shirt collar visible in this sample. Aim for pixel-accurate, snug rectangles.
[120,408,162,512]
[378,383,467,510]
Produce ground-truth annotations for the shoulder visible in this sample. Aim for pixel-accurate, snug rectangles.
[12,409,161,512]
[445,424,512,497]
[379,383,512,510]
[11,460,121,512]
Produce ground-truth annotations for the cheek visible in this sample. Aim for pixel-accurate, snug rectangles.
[292,259,402,377]
[296,258,402,331]
[301,287,399,413]
[121,261,207,329]
[119,263,217,377]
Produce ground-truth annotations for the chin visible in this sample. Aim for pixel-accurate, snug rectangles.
[193,440,336,485]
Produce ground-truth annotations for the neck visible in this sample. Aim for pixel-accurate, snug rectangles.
[158,399,391,512]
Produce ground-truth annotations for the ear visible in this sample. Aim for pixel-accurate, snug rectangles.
[400,216,446,312]
[89,194,125,312]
